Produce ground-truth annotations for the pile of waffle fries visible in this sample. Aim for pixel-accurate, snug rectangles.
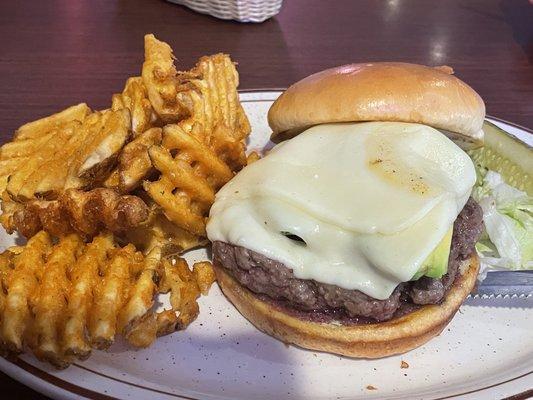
[0,231,215,368]
[0,33,251,254]
[0,34,250,367]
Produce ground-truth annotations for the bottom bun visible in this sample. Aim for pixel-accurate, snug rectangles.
[214,255,479,358]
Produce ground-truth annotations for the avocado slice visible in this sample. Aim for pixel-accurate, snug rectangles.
[411,228,453,280]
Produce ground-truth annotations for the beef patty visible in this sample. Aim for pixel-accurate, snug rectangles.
[212,198,483,322]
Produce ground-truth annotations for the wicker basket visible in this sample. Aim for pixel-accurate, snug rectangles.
[168,0,283,23]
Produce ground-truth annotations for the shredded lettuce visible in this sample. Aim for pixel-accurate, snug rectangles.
[472,170,533,271]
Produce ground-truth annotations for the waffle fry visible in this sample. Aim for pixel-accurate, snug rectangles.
[63,233,115,360]
[11,199,69,238]
[103,168,120,189]
[0,231,52,352]
[89,244,140,349]
[144,124,234,237]
[193,261,216,296]
[246,151,261,165]
[117,127,162,192]
[0,231,215,368]
[60,188,149,236]
[177,54,251,150]
[0,246,22,352]
[142,34,250,171]
[124,207,207,255]
[142,34,192,123]
[209,124,248,172]
[124,314,159,348]
[0,108,130,201]
[166,258,201,331]
[0,131,64,193]
[14,104,91,141]
[125,252,213,349]
[7,188,149,238]
[65,109,131,189]
[29,234,84,367]
[5,120,81,200]
[0,191,25,235]
[152,258,200,335]
[119,246,162,342]
[112,77,157,137]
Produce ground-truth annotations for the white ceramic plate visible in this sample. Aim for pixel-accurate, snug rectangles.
[1,91,532,400]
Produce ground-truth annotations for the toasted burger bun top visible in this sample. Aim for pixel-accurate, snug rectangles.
[268,63,485,144]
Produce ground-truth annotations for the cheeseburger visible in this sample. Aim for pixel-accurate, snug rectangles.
[207,63,485,358]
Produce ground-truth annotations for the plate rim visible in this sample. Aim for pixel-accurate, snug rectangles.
[1,90,532,400]
[3,355,533,400]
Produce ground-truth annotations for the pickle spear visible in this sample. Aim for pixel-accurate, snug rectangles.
[468,121,532,195]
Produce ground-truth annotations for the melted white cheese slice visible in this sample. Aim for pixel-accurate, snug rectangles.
[207,122,476,300]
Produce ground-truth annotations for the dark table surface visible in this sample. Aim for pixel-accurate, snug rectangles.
[0,0,532,398]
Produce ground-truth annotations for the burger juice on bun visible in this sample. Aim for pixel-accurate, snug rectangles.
[207,63,485,358]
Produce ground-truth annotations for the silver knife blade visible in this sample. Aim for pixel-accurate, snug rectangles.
[470,270,533,299]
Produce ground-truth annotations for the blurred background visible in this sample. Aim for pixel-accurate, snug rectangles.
[0,0,531,135]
